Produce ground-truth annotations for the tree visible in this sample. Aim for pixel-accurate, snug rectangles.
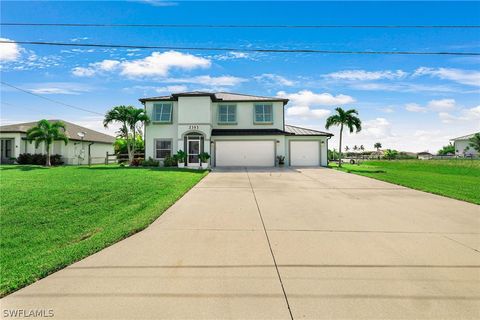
[325,107,362,167]
[374,142,382,151]
[104,105,149,164]
[438,143,455,155]
[468,133,480,153]
[384,149,398,160]
[26,119,68,166]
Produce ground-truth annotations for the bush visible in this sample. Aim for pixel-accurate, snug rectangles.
[142,157,159,167]
[16,153,64,165]
[130,158,143,167]
[163,154,178,167]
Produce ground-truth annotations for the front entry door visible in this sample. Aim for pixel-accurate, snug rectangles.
[187,137,200,166]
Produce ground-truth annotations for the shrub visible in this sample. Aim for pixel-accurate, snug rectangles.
[199,152,210,163]
[16,153,64,165]
[163,154,177,167]
[142,157,159,167]
[130,158,143,167]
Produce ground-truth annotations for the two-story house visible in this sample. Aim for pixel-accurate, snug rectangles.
[140,92,333,167]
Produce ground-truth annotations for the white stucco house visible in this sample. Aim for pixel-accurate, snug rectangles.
[0,120,115,164]
[140,92,333,167]
[451,132,479,157]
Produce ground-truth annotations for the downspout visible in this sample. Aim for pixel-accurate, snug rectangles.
[326,136,332,166]
[88,142,94,166]
[142,101,147,160]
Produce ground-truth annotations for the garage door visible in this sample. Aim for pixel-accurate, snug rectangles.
[290,141,320,166]
[215,141,275,167]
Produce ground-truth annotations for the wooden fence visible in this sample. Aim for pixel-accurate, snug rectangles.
[105,152,145,164]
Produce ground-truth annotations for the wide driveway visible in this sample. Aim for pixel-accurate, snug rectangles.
[2,168,479,319]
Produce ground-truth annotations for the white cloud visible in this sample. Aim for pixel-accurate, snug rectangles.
[324,69,407,81]
[70,37,89,42]
[277,90,355,106]
[405,103,427,113]
[155,85,188,94]
[465,105,480,119]
[254,74,295,86]
[427,99,456,111]
[379,107,395,113]
[285,106,331,119]
[358,118,393,138]
[26,82,93,95]
[215,51,252,61]
[0,38,21,62]
[414,67,480,87]
[72,51,211,78]
[350,82,460,93]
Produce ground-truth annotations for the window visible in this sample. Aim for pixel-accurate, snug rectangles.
[254,104,273,123]
[155,139,172,159]
[218,104,236,124]
[153,103,173,122]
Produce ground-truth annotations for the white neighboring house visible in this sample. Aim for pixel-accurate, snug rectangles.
[140,92,333,167]
[417,152,433,160]
[0,120,115,164]
[451,132,479,157]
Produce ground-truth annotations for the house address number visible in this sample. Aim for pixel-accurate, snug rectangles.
[189,125,199,130]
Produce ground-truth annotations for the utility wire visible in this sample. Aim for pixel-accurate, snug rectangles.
[1,40,478,56]
[2,22,480,28]
[0,81,104,116]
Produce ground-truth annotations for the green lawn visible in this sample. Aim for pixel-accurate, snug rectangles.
[329,160,480,204]
[0,165,207,296]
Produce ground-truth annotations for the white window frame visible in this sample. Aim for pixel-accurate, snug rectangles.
[218,104,237,124]
[254,103,273,124]
[153,103,173,123]
[154,139,172,159]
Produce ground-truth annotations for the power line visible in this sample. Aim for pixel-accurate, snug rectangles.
[1,40,478,56]
[2,22,479,29]
[0,81,104,116]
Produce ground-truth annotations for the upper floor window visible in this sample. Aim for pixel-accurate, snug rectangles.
[218,104,236,124]
[153,103,173,123]
[254,104,273,123]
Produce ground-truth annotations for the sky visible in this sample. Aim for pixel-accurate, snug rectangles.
[1,1,479,152]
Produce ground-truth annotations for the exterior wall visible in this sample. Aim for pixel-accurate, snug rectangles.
[212,101,284,130]
[211,135,286,167]
[61,141,113,165]
[454,140,478,156]
[178,97,212,123]
[144,101,179,160]
[285,136,329,166]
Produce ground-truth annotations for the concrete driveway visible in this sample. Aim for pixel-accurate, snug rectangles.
[2,168,479,319]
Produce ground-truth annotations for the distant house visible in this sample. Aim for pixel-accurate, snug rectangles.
[417,152,433,160]
[0,120,115,164]
[451,133,479,157]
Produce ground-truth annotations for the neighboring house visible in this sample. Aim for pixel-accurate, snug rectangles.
[140,92,333,167]
[417,151,433,160]
[0,120,115,164]
[451,133,479,157]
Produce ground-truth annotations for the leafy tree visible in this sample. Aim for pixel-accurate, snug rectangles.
[374,142,382,151]
[114,135,144,154]
[384,149,398,160]
[468,133,480,153]
[104,105,149,164]
[360,145,365,152]
[328,148,340,161]
[26,119,68,166]
[438,143,455,155]
[325,107,362,167]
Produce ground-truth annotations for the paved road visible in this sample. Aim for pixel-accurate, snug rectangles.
[2,168,479,319]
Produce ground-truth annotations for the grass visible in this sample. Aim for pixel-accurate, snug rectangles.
[329,160,480,204]
[0,165,208,296]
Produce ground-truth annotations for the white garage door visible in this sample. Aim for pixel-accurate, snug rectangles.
[290,141,320,166]
[215,141,275,167]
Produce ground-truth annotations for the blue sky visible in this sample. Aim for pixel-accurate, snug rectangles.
[1,1,479,152]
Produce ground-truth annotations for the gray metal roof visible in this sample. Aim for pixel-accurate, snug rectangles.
[139,91,289,105]
[0,120,115,144]
[285,124,333,136]
[451,132,479,141]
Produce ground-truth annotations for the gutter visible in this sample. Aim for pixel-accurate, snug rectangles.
[88,142,94,166]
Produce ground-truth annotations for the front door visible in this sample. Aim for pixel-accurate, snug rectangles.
[187,137,200,166]
[0,139,14,164]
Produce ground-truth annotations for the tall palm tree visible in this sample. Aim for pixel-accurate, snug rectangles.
[104,106,133,163]
[26,120,69,166]
[127,108,150,161]
[468,133,480,153]
[325,107,362,167]
[374,142,382,152]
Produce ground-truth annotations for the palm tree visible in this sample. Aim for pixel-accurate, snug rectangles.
[374,142,382,151]
[104,106,132,162]
[325,107,362,167]
[127,108,150,162]
[26,120,68,166]
[468,133,480,153]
